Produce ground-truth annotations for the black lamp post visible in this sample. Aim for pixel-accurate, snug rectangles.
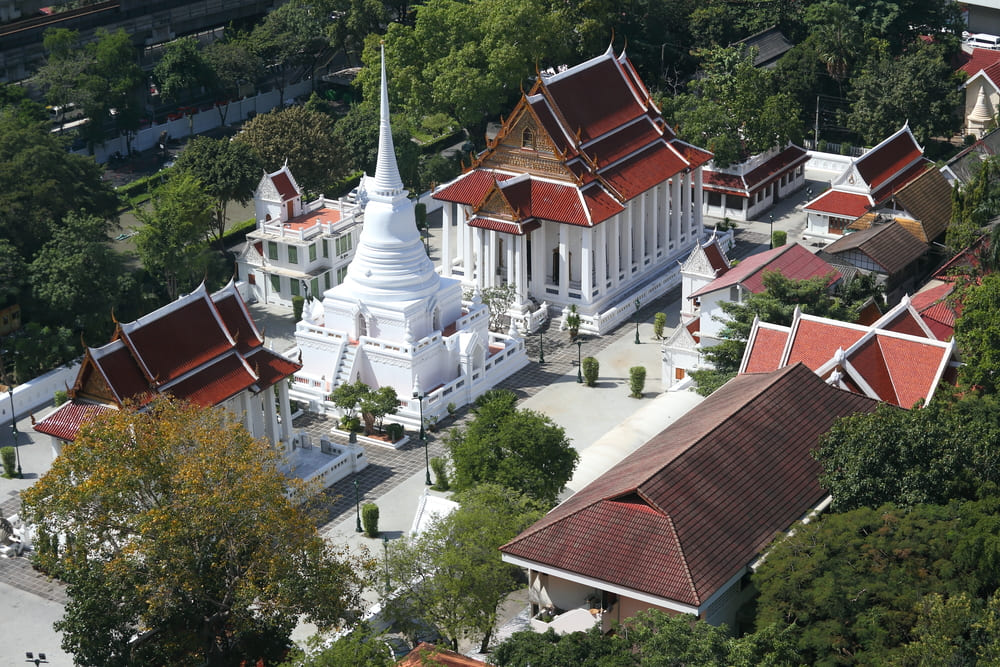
[768,214,774,249]
[383,535,390,597]
[634,298,641,345]
[354,478,362,532]
[576,340,583,383]
[9,387,21,478]
[538,330,545,364]
[413,391,431,485]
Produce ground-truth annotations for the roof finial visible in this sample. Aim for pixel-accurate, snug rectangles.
[373,41,404,194]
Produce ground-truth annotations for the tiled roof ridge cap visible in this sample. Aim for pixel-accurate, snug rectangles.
[213,281,265,345]
[663,512,700,605]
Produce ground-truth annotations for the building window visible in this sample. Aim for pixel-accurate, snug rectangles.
[267,241,278,260]
[290,280,300,297]
[707,191,722,207]
[311,277,320,296]
[322,239,329,258]
[309,243,317,262]
[521,128,534,149]
[336,235,352,256]
[324,272,331,289]
[675,367,686,380]
[248,273,256,285]
[830,216,852,235]
[270,274,280,292]
[729,285,740,302]
[337,266,349,284]
[288,246,298,264]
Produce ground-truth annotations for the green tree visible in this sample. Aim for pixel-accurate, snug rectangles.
[445,389,578,506]
[948,156,1000,254]
[21,397,366,667]
[815,395,1000,511]
[234,105,344,195]
[153,36,215,104]
[954,272,1000,394]
[330,101,420,191]
[280,623,394,666]
[172,135,263,251]
[384,484,546,652]
[134,172,216,300]
[29,211,125,339]
[665,46,803,168]
[249,0,330,103]
[754,497,1000,665]
[844,40,962,146]
[203,35,262,125]
[329,380,398,435]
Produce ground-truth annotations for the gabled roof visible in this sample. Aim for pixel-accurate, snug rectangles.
[32,403,114,441]
[34,282,300,442]
[889,168,954,243]
[804,190,872,218]
[855,125,925,191]
[689,243,840,299]
[823,221,929,275]
[256,164,301,203]
[911,282,959,340]
[501,365,880,608]
[433,47,711,228]
[734,26,794,68]
[942,128,1000,184]
[702,145,808,196]
[739,300,957,408]
[958,47,1000,91]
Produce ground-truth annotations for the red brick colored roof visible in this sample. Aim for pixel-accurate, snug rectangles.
[703,145,808,195]
[703,241,729,274]
[501,365,880,607]
[879,306,931,338]
[871,159,933,204]
[434,170,516,206]
[911,282,958,339]
[856,129,923,191]
[544,56,648,143]
[163,352,257,406]
[271,170,298,201]
[785,318,867,370]
[959,48,1000,85]
[690,243,840,299]
[398,643,488,666]
[805,190,872,218]
[742,324,790,373]
[601,142,688,200]
[213,290,264,355]
[32,403,114,441]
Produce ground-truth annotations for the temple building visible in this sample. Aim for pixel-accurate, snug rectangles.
[238,164,363,307]
[433,46,713,335]
[291,49,527,426]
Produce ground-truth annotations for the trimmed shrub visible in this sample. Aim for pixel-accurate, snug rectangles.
[582,356,599,387]
[292,295,305,321]
[653,312,666,340]
[430,456,450,491]
[385,422,404,441]
[1,446,15,477]
[772,230,787,248]
[629,366,647,398]
[53,389,68,406]
[362,502,380,538]
[340,415,361,432]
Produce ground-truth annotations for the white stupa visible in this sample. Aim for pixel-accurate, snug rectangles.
[292,47,528,429]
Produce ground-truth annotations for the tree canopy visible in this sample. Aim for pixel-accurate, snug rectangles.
[445,389,578,506]
[22,398,366,666]
[954,272,1000,395]
[384,484,546,653]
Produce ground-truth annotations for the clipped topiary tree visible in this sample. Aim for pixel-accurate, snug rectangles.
[430,456,450,490]
[772,230,787,248]
[629,366,646,398]
[653,312,666,340]
[54,389,68,406]
[362,502,380,538]
[582,356,599,387]
[292,295,305,321]
[1,446,15,477]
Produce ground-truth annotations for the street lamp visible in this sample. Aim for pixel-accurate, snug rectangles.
[576,340,583,383]
[537,330,545,364]
[769,214,774,249]
[634,298,641,345]
[8,387,21,478]
[382,535,390,597]
[413,391,431,485]
[354,478,362,533]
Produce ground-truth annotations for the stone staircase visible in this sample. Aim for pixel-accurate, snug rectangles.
[334,343,357,386]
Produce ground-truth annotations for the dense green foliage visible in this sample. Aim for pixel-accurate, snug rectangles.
[384,484,546,653]
[21,398,366,666]
[280,623,394,666]
[755,497,1000,665]
[445,389,578,506]
[628,365,646,398]
[955,273,1000,394]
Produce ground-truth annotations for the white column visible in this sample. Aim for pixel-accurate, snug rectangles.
[611,216,621,289]
[581,227,593,302]
[671,175,682,248]
[682,171,693,242]
[558,224,569,299]
[473,226,484,289]
[597,222,607,296]
[516,234,527,303]
[278,379,293,444]
[264,390,278,448]
[693,169,704,236]
[639,191,647,268]
[442,202,452,277]
[462,210,473,279]
[533,227,545,295]
[488,230,498,288]
[626,204,635,277]
[651,184,659,256]
[506,234,515,289]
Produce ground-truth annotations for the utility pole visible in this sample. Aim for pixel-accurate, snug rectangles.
[815,95,820,147]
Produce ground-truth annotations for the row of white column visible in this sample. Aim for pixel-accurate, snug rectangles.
[438,170,704,306]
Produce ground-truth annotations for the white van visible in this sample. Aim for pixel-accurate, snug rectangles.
[964,32,1000,50]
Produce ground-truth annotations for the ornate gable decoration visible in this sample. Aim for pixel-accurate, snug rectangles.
[479,100,575,182]
[479,185,518,221]
[74,354,120,405]
[681,244,717,279]
[255,173,280,203]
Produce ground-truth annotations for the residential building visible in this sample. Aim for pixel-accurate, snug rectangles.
[238,165,363,308]
[818,220,930,303]
[740,298,958,408]
[292,49,527,428]
[733,26,794,69]
[802,124,938,242]
[662,242,842,387]
[500,364,880,633]
[433,46,713,335]
[701,143,808,221]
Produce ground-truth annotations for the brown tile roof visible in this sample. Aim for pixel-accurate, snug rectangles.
[501,364,880,607]
[397,643,488,666]
[823,221,929,275]
[891,167,953,243]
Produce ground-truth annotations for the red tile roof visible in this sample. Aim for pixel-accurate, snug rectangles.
[703,145,808,195]
[871,159,933,204]
[911,283,958,339]
[164,352,257,406]
[856,130,923,191]
[959,48,1000,85]
[544,56,648,143]
[878,334,947,408]
[32,403,114,441]
[785,318,867,369]
[743,325,790,373]
[271,170,298,201]
[433,170,516,206]
[690,244,839,299]
[805,190,872,218]
[600,142,688,200]
[398,644,488,666]
[501,365,880,607]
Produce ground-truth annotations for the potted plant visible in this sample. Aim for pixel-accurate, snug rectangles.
[566,305,580,340]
